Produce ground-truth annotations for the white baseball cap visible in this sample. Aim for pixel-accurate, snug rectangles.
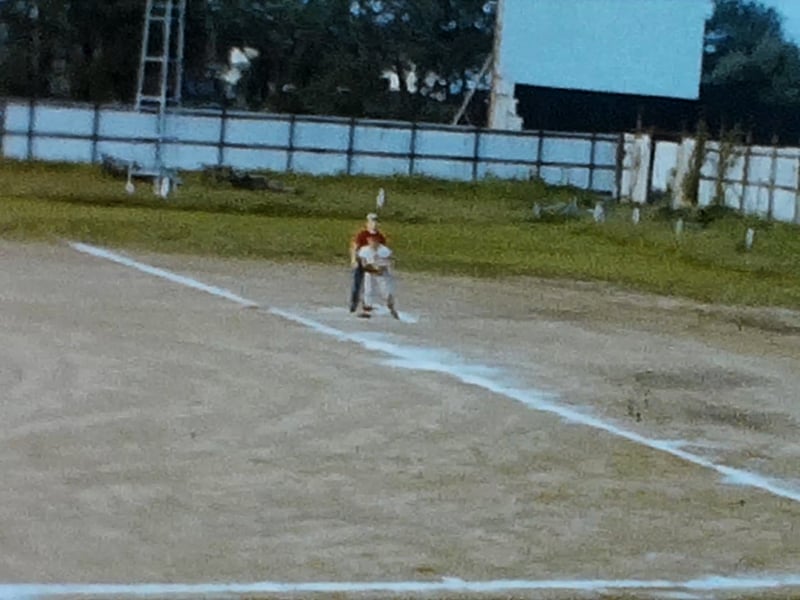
[366,212,379,221]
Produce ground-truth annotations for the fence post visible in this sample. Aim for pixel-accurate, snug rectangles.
[217,103,228,167]
[286,114,296,173]
[26,98,35,160]
[713,124,725,206]
[645,130,656,203]
[472,126,481,182]
[768,135,779,220]
[408,121,418,176]
[0,99,6,158]
[346,117,356,176]
[740,132,752,213]
[587,132,597,191]
[535,130,544,180]
[90,104,101,164]
[614,133,625,200]
[794,140,800,225]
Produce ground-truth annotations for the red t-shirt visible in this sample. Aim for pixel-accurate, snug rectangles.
[353,228,386,249]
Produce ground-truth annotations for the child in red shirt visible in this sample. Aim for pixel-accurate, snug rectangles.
[349,213,386,312]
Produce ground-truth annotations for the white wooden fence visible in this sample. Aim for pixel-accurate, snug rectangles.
[0,98,620,194]
[621,132,800,224]
[9,98,800,226]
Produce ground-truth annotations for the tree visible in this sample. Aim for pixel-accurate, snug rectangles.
[63,0,144,102]
[351,0,493,120]
[0,0,145,102]
[187,0,378,113]
[190,0,493,120]
[702,0,800,126]
[0,0,493,122]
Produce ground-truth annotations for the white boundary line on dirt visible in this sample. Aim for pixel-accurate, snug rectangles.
[4,574,800,599]
[69,242,800,507]
[68,243,260,308]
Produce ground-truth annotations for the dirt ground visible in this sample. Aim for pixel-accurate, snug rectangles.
[1,239,799,599]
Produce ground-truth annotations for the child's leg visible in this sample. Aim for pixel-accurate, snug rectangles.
[387,294,399,319]
[382,275,399,319]
[361,273,375,311]
[349,265,364,312]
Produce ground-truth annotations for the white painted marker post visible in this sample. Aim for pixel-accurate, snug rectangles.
[632,207,641,225]
[159,176,171,199]
[745,227,755,251]
[593,201,605,223]
[125,168,135,195]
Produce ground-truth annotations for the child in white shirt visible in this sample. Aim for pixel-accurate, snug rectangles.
[356,234,399,319]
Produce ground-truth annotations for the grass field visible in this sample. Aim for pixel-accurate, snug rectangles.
[2,159,800,309]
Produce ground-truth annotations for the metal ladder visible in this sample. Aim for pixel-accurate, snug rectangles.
[133,0,186,194]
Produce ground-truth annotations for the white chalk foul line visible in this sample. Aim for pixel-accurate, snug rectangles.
[4,575,800,599]
[70,242,800,506]
[70,242,259,308]
[272,315,800,505]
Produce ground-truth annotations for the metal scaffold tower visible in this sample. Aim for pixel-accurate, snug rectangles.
[133,0,187,196]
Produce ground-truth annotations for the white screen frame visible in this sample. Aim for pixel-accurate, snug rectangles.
[497,0,711,100]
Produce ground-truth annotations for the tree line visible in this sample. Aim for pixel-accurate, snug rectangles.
[1,0,799,137]
[0,0,494,123]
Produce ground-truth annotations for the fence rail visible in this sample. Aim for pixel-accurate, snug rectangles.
[0,98,620,194]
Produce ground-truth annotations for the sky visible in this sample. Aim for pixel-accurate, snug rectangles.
[764,0,800,44]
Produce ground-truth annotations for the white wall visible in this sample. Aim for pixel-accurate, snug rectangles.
[619,133,652,204]
[1,100,620,194]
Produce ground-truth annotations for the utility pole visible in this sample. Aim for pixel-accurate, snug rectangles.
[487,0,504,129]
[487,0,522,130]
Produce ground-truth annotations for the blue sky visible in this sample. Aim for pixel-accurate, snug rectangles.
[763,0,800,44]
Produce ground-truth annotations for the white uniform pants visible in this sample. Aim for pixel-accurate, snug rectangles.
[363,272,395,307]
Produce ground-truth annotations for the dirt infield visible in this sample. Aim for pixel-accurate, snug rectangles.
[1,240,799,598]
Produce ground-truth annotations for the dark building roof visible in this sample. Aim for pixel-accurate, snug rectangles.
[514,84,800,144]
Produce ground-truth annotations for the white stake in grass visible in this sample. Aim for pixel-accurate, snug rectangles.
[125,167,135,195]
[745,227,755,251]
[593,201,605,223]
[675,218,684,237]
[159,176,171,199]
[376,187,386,209]
[632,207,640,225]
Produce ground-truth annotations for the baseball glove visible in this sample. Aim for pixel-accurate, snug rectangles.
[362,264,384,275]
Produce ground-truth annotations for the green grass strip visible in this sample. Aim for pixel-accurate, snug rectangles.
[2,160,799,309]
